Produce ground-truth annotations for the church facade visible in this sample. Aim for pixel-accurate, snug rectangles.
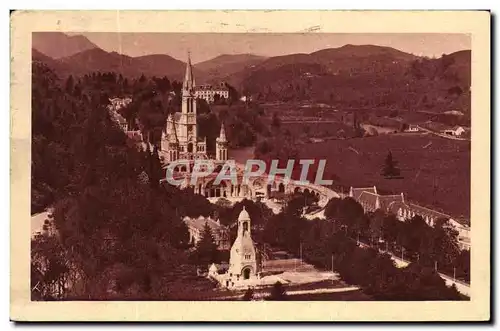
[160,53,228,163]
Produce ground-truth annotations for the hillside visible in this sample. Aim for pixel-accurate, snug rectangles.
[32,48,53,63]
[31,39,471,116]
[195,54,267,83]
[40,48,202,81]
[32,32,98,59]
[235,45,470,115]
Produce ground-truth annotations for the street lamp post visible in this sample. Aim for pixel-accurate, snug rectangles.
[331,254,334,285]
[300,242,303,267]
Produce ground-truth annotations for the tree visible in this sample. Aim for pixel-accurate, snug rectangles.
[242,288,254,301]
[213,93,221,104]
[31,230,70,300]
[433,218,461,268]
[271,112,281,131]
[381,214,400,247]
[65,75,74,94]
[381,151,401,178]
[369,209,385,243]
[225,83,240,104]
[192,222,219,267]
[267,281,287,300]
[215,198,232,209]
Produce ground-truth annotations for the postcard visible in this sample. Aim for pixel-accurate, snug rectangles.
[10,10,490,321]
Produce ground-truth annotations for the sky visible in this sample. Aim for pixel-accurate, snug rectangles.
[76,32,471,63]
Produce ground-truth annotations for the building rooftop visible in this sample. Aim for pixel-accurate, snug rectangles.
[183,216,226,233]
[357,191,379,207]
[350,186,377,200]
[378,194,404,211]
[196,84,229,91]
[351,186,469,226]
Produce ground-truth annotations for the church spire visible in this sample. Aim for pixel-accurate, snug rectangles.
[183,51,195,91]
[218,122,227,142]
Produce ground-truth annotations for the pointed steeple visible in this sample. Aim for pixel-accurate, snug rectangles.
[218,122,227,142]
[183,51,195,91]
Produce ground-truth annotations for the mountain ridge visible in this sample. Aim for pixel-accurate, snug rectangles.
[32,38,471,114]
[32,32,99,59]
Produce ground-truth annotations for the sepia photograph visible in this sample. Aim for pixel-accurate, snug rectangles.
[10,10,490,321]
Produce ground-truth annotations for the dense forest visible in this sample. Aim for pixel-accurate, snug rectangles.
[31,63,220,299]
[242,50,471,120]
[69,70,269,154]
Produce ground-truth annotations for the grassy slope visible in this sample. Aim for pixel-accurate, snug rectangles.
[299,133,470,218]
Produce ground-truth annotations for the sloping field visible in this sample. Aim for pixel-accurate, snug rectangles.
[300,133,470,218]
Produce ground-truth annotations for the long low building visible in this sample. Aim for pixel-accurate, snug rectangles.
[349,186,470,251]
[195,83,229,104]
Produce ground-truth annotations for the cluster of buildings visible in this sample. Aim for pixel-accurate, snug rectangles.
[348,186,470,250]
[404,124,468,137]
[107,97,132,131]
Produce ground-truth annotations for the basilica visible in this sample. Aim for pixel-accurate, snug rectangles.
[160,53,228,164]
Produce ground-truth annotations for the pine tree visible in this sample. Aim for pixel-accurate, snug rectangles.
[65,75,74,94]
[193,222,219,267]
[271,112,281,130]
[381,151,401,178]
[267,281,287,300]
[242,288,254,301]
[149,146,162,188]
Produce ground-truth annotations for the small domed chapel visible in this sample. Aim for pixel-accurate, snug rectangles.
[208,207,261,289]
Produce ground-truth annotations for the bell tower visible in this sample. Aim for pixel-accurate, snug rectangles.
[228,207,258,280]
[179,52,197,150]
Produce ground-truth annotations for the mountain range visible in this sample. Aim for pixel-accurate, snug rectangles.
[32,32,471,114]
[32,32,99,59]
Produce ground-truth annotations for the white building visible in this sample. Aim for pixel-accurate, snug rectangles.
[208,207,261,289]
[405,124,420,132]
[108,97,132,111]
[195,83,229,104]
[443,126,466,137]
